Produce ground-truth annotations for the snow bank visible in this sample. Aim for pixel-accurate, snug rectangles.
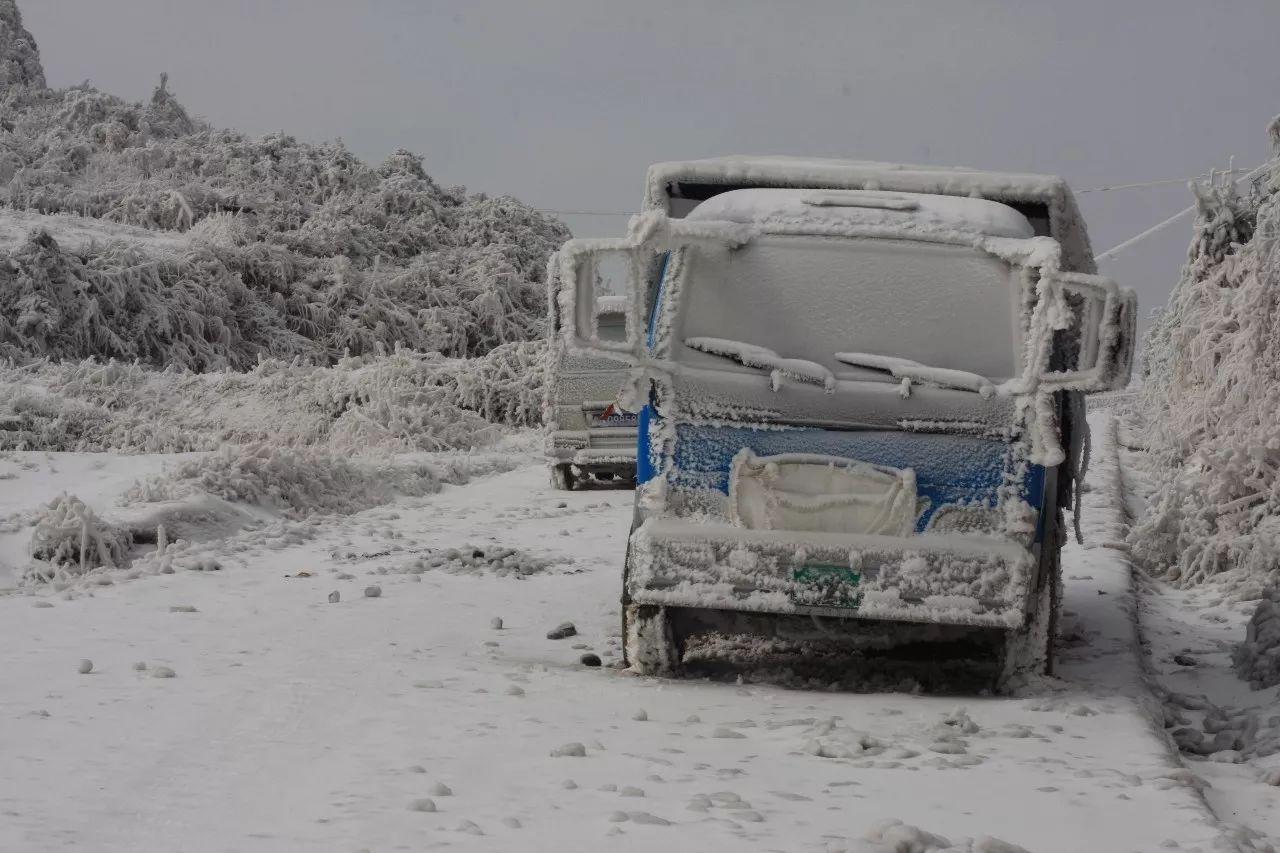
[1128,118,1280,591]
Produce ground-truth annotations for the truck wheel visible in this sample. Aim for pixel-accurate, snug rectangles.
[550,464,575,491]
[623,604,682,677]
[996,516,1062,690]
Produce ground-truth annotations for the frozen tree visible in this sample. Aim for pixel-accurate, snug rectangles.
[1130,117,1280,591]
[0,0,43,89]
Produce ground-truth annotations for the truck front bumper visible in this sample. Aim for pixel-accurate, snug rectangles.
[627,520,1036,630]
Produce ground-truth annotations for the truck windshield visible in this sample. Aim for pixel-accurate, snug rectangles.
[671,235,1022,383]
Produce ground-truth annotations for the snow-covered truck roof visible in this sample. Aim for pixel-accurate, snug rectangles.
[644,155,1095,273]
[685,188,1036,240]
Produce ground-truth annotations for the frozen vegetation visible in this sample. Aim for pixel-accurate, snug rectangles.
[0,344,545,454]
[0,0,563,454]
[4,3,1280,849]
[0,64,568,368]
[1129,118,1280,595]
[0,0,560,586]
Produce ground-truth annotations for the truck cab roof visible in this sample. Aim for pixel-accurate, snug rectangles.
[686,188,1036,240]
[645,155,1094,273]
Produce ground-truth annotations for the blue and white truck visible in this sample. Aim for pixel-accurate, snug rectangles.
[547,156,1135,685]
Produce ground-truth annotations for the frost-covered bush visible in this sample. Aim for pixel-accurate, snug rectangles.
[124,444,394,518]
[1234,590,1280,689]
[123,444,518,520]
[0,8,568,368]
[0,224,554,369]
[0,344,546,453]
[1128,119,1280,590]
[27,492,131,577]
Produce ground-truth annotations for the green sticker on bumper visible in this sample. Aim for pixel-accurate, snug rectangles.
[792,564,863,609]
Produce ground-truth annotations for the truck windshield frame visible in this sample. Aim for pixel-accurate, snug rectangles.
[660,234,1024,385]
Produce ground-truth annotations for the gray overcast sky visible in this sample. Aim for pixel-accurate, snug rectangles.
[21,0,1280,323]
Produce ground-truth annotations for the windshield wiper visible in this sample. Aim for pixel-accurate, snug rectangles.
[686,337,835,392]
[833,352,996,398]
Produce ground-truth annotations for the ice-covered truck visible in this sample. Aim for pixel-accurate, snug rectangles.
[544,295,639,490]
[548,156,1135,686]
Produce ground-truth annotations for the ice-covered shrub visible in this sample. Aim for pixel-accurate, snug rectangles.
[123,444,519,519]
[1128,118,1280,589]
[124,444,393,518]
[27,492,131,578]
[1234,590,1280,689]
[0,227,557,369]
[0,346,546,454]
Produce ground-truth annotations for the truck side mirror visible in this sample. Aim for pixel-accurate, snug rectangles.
[554,239,651,362]
[1037,271,1137,393]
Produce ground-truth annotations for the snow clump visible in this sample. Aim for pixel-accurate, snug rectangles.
[852,818,1031,853]
[394,545,556,579]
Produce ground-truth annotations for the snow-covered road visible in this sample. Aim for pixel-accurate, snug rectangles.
[0,415,1270,852]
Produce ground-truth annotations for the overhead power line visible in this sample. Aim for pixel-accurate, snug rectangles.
[1094,162,1270,262]
[534,163,1274,262]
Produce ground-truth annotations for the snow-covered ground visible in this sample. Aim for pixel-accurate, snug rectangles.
[0,414,1275,852]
